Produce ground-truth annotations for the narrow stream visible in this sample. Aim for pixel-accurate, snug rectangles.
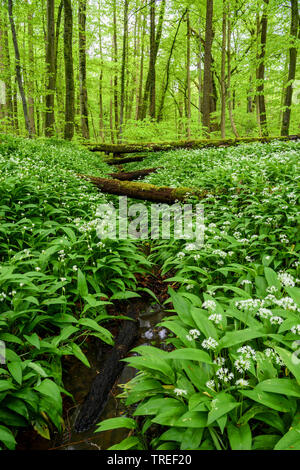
[52,303,169,451]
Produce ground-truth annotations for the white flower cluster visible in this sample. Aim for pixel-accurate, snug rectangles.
[278,271,295,288]
[202,337,219,350]
[208,313,223,325]
[264,348,284,366]
[291,325,300,335]
[234,357,251,373]
[174,388,187,397]
[202,300,217,311]
[186,329,201,341]
[237,346,257,360]
[216,367,234,383]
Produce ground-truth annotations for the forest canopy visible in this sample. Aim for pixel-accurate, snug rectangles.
[0,0,299,143]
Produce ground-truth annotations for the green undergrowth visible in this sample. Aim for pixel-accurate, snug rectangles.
[96,140,300,450]
[0,136,148,449]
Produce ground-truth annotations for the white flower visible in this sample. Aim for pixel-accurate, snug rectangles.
[266,285,278,294]
[188,329,201,339]
[213,357,226,366]
[202,337,218,350]
[257,308,273,319]
[72,265,78,271]
[235,379,249,387]
[237,346,257,360]
[208,313,223,325]
[174,388,187,397]
[206,380,216,390]
[202,300,217,311]
[278,272,295,288]
[270,316,284,325]
[35,267,41,271]
[177,252,185,259]
[234,357,251,373]
[240,280,252,286]
[291,325,300,335]
[216,367,234,383]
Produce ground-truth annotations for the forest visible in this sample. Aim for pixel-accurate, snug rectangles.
[0,0,300,454]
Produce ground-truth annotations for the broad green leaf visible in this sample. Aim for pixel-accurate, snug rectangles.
[227,422,252,450]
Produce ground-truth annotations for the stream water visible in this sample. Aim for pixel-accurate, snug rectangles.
[50,303,168,451]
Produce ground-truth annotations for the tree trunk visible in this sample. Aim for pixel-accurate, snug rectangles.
[78,0,89,139]
[202,0,214,136]
[157,10,186,122]
[78,174,210,203]
[119,0,129,140]
[112,0,118,134]
[220,0,227,138]
[0,7,12,127]
[227,4,239,138]
[149,0,156,119]
[63,0,75,140]
[186,11,191,138]
[136,6,146,120]
[8,0,32,136]
[256,0,269,137]
[281,0,298,136]
[27,1,36,135]
[45,0,55,136]
[139,0,166,120]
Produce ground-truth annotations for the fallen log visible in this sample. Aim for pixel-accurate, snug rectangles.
[77,173,209,203]
[108,168,159,181]
[104,155,146,165]
[85,134,300,155]
[74,300,141,432]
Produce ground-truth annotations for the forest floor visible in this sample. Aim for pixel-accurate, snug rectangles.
[0,135,300,450]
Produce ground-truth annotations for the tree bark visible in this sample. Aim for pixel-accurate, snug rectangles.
[78,0,89,139]
[139,0,166,120]
[220,0,227,138]
[112,0,118,134]
[86,134,300,155]
[227,3,239,138]
[27,1,36,135]
[149,0,156,119]
[157,10,186,122]
[281,0,298,136]
[119,0,129,140]
[256,0,269,137]
[77,174,210,203]
[202,0,214,136]
[63,0,75,140]
[8,0,32,136]
[186,11,191,138]
[45,0,56,136]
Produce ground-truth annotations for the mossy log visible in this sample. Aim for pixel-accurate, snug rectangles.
[74,300,142,432]
[78,174,208,203]
[86,134,300,155]
[108,168,159,181]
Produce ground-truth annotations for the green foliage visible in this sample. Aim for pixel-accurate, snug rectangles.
[0,137,148,449]
[95,140,300,450]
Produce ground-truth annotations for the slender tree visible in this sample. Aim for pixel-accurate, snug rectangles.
[78,0,89,139]
[119,0,129,139]
[8,0,32,136]
[220,0,227,138]
[45,0,55,136]
[202,0,214,136]
[63,0,75,140]
[256,0,269,136]
[281,0,298,136]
